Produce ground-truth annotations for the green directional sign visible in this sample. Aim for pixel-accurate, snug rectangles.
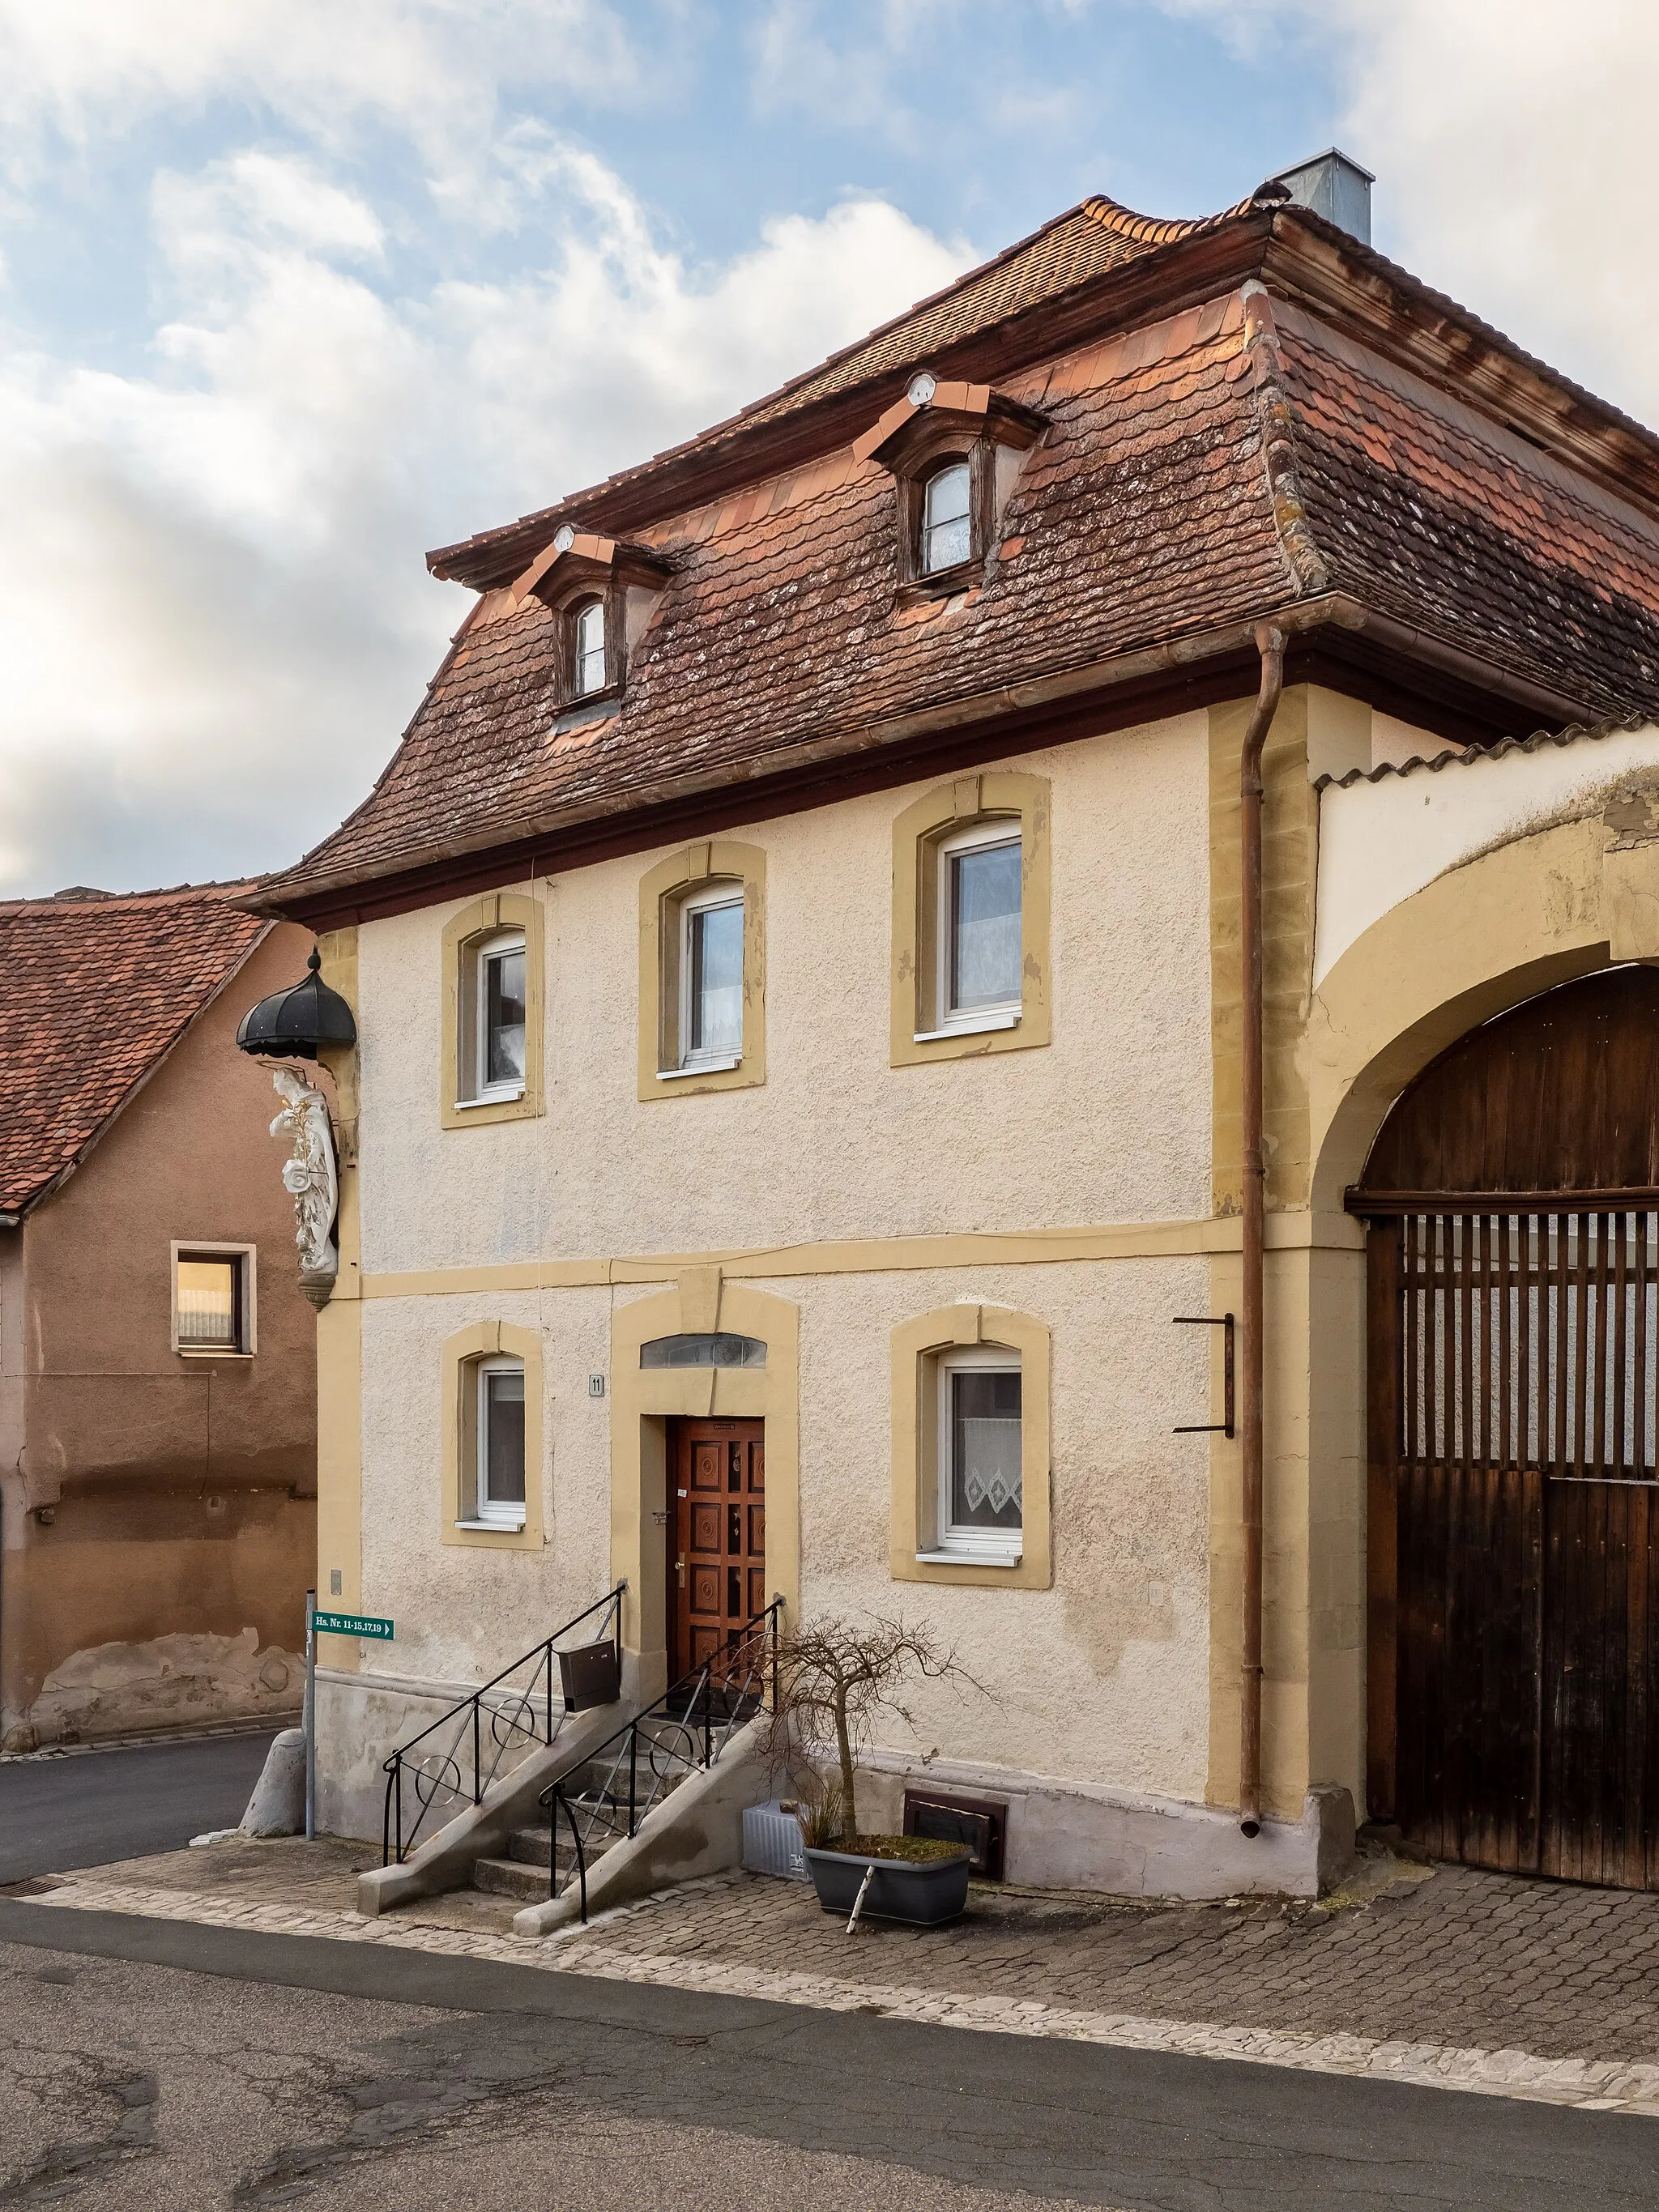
[311,1609,394,1640]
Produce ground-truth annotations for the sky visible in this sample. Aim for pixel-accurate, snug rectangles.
[0,0,1653,898]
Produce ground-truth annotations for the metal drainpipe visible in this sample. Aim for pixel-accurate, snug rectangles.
[1239,620,1286,1839]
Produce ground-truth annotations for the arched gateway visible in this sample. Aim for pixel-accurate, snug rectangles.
[1355,967,1659,1887]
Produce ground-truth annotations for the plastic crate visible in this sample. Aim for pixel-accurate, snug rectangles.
[741,1799,808,1880]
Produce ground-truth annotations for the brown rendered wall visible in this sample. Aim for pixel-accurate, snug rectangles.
[0,923,318,1749]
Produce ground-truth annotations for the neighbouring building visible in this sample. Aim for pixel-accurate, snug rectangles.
[0,886,319,1750]
[260,152,1659,1898]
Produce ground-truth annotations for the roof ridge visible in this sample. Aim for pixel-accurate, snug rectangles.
[1078,188,1264,249]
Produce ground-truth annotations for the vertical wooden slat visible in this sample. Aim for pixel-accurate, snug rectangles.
[1640,1212,1652,1480]
[1499,1213,1514,1472]
[1575,1214,1592,1477]
[1554,1213,1570,1476]
[1614,1213,1630,1479]
[1404,1215,1420,1469]
[1601,1221,1610,1477]
[1530,1221,1539,1477]
[1367,1222,1401,1824]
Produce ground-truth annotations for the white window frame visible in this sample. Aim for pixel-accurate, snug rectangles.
[676,881,744,1073]
[916,819,1022,1042]
[920,458,972,575]
[573,598,608,697]
[921,1344,1023,1565]
[170,1241,257,1358]
[465,1354,527,1531]
[462,927,527,1107]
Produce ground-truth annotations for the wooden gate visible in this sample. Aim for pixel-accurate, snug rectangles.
[1358,970,1659,1886]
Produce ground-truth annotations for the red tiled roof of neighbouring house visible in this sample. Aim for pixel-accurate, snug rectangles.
[0,886,269,1216]
[261,190,1659,918]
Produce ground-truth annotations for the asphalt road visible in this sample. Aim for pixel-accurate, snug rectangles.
[0,1900,1655,2211]
[0,1730,279,1883]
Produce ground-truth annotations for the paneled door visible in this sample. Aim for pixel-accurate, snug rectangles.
[668,1420,766,1683]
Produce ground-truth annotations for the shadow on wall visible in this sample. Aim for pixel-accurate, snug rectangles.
[17,1629,303,1751]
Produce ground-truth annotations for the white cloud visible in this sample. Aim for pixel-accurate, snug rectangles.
[0,130,967,894]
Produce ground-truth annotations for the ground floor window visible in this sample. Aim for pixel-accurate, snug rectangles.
[471,1356,527,1528]
[935,1346,1023,1562]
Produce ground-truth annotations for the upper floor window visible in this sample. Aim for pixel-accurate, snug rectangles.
[475,930,527,1100]
[173,1244,255,1357]
[472,1355,527,1530]
[638,841,766,1100]
[680,883,744,1069]
[921,461,972,575]
[573,598,608,697]
[889,773,1050,1066]
[936,820,1022,1031]
[441,893,544,1129]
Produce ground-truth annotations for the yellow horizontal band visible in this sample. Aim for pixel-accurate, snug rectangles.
[356,1209,1363,1301]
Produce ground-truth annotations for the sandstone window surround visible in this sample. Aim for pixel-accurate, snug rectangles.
[441,1320,544,1551]
[440,891,546,1131]
[890,771,1051,1067]
[890,1302,1051,1591]
[172,1242,257,1358]
[637,842,767,1102]
[852,373,1046,600]
[499,527,672,715]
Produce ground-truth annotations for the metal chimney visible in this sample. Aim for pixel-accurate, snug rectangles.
[1270,149,1374,245]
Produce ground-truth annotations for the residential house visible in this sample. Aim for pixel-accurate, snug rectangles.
[260,153,1659,1897]
[0,887,318,1750]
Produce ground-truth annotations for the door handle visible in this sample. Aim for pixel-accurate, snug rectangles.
[676,1552,687,1588]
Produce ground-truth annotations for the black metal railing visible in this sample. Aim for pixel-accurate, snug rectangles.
[541,1598,783,1922]
[381,1583,626,1866]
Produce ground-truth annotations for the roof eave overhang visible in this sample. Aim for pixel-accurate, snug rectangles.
[255,594,1597,930]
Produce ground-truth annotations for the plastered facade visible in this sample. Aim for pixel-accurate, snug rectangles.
[0,923,318,1750]
[319,688,1633,1886]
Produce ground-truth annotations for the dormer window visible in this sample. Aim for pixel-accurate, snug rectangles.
[853,375,1047,600]
[922,462,972,575]
[498,528,671,713]
[573,598,608,697]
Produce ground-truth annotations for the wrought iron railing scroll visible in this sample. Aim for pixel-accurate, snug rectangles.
[542,1599,783,1923]
[381,1583,626,1866]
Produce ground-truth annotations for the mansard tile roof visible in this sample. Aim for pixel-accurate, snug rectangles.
[0,886,267,1217]
[264,187,1659,912]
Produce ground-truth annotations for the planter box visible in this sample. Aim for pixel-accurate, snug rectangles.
[804,1843,971,1925]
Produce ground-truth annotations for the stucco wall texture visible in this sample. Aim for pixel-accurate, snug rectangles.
[353,715,1213,1276]
[355,1259,1213,1802]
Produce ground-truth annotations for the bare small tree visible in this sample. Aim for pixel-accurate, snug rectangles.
[763,1614,981,1850]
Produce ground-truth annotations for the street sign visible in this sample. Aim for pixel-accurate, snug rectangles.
[311,1609,394,1640]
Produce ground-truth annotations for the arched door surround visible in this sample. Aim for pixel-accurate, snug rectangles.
[1355,967,1659,1888]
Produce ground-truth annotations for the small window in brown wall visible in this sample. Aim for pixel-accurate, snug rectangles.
[173,1245,255,1356]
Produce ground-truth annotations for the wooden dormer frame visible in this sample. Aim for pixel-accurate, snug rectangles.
[854,379,1047,595]
[503,531,672,709]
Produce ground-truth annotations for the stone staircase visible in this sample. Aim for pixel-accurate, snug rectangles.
[467,1750,692,1906]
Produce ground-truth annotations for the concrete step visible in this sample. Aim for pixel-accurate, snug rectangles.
[471,1854,553,1902]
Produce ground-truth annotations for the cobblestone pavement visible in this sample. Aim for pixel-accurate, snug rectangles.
[14,1836,1659,2120]
[565,1854,1659,2066]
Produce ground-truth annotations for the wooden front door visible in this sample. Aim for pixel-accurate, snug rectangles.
[1359,970,1659,1886]
[669,1420,766,1683]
